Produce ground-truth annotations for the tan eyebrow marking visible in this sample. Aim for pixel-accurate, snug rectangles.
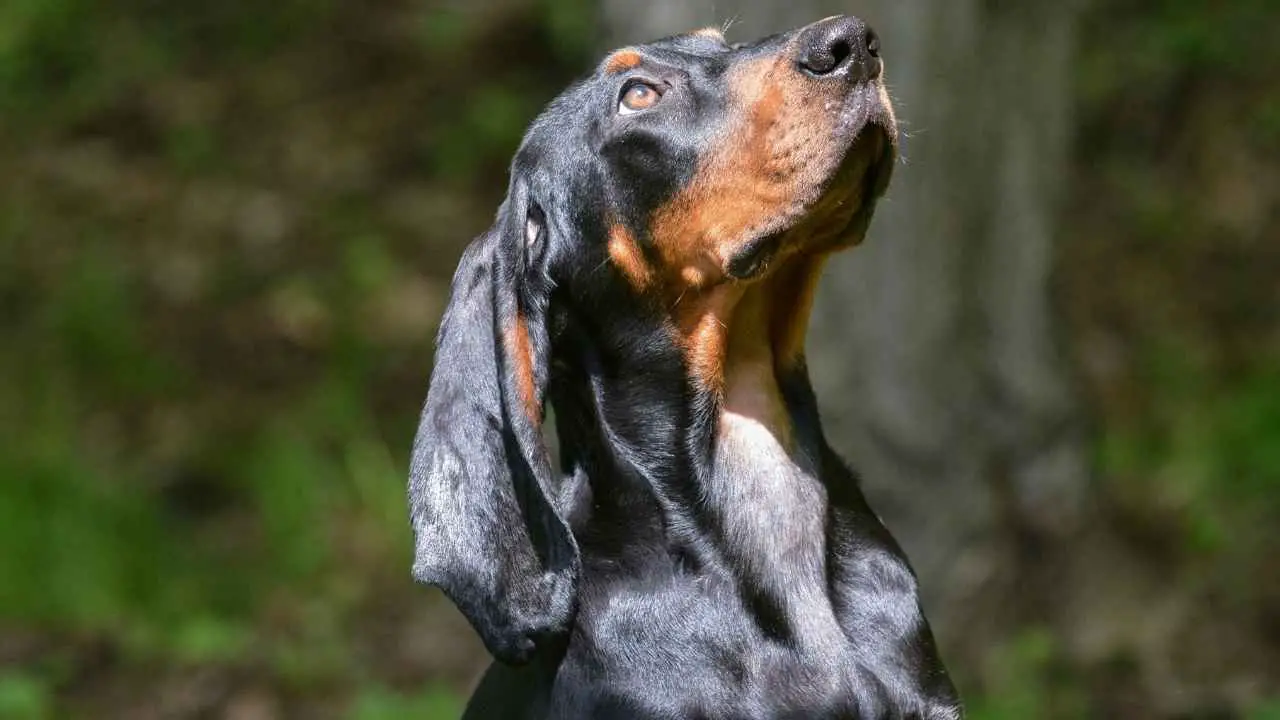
[692,27,726,41]
[604,49,643,74]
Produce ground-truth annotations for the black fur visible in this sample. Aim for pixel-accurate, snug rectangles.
[408,17,962,719]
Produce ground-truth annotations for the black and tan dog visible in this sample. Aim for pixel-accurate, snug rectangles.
[408,15,961,719]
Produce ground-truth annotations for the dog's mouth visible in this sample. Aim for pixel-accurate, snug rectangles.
[725,115,897,281]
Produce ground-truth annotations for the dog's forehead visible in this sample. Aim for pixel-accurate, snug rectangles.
[515,24,804,192]
[646,28,730,55]
[600,26,800,82]
[597,32,733,74]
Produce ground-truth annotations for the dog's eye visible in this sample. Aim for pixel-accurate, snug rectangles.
[619,81,663,115]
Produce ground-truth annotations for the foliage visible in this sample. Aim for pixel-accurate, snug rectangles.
[0,671,52,720]
[1071,0,1280,568]
[349,685,462,720]
[965,630,1085,720]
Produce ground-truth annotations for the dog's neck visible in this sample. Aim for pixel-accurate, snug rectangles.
[692,260,836,642]
[683,253,829,465]
[555,255,839,640]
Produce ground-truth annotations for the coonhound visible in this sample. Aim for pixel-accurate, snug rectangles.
[407,15,962,719]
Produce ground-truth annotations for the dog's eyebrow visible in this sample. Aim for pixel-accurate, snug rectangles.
[603,48,643,74]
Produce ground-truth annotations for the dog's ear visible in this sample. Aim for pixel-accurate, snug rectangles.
[407,178,577,665]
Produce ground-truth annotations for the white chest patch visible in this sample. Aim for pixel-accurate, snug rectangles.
[711,411,824,570]
[709,408,842,646]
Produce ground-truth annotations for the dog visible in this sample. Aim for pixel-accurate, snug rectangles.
[407,15,961,719]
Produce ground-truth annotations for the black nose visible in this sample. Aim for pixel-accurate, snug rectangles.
[796,16,881,82]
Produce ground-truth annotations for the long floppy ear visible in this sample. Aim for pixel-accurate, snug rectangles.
[407,181,577,665]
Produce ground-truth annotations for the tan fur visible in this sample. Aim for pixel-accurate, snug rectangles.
[766,255,826,372]
[648,55,845,289]
[721,283,795,448]
[608,223,653,291]
[601,38,890,431]
[671,258,824,440]
[673,285,741,394]
[603,49,643,74]
[644,52,882,400]
[504,314,539,424]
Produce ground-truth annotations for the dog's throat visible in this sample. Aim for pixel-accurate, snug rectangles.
[677,254,825,421]
[705,287,832,645]
[718,288,796,450]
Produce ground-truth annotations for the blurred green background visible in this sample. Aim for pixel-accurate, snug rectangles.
[0,0,1276,717]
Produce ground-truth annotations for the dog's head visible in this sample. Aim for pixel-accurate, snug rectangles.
[408,16,897,664]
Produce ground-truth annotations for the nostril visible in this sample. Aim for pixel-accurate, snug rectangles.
[800,37,853,76]
[829,39,852,69]
[797,17,880,78]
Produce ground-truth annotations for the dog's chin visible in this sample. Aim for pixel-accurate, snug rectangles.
[724,121,896,281]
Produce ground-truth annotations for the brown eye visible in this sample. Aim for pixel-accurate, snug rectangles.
[619,82,662,115]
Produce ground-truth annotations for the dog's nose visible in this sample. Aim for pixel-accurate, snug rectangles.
[795,15,881,82]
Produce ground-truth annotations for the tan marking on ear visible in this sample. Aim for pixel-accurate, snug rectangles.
[607,223,653,291]
[604,49,643,74]
[504,314,540,424]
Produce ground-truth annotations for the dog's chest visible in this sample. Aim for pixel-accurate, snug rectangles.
[561,578,859,718]
[713,358,825,553]
[710,410,825,569]
[708,406,846,639]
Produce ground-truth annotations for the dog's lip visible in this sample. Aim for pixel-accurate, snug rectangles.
[808,81,897,215]
[855,119,898,202]
[723,119,894,282]
[821,120,896,241]
[719,78,896,283]
[724,232,784,280]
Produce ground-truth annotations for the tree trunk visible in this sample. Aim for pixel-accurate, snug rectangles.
[601,0,1088,671]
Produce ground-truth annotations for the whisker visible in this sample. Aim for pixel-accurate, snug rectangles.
[671,288,688,310]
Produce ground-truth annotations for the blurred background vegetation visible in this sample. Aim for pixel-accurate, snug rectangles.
[0,0,1276,717]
